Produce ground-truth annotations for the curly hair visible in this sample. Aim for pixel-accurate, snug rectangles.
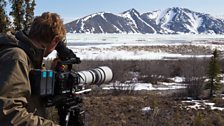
[29,12,66,43]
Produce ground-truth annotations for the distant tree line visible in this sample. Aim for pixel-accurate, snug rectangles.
[0,0,36,33]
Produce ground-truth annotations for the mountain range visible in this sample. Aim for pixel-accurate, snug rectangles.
[64,7,224,34]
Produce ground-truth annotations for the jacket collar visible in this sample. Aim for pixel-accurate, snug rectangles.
[0,31,45,69]
[15,31,45,69]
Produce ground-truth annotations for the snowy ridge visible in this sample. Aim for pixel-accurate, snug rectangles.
[65,7,224,34]
[147,10,161,20]
[122,9,139,33]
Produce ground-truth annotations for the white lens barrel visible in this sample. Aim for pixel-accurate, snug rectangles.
[78,71,95,84]
[96,66,113,84]
[77,66,113,85]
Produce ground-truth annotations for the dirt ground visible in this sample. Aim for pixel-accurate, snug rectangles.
[82,91,224,126]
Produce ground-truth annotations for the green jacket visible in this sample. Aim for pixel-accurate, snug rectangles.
[0,31,59,126]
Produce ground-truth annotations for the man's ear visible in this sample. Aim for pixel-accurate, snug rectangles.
[48,36,60,49]
[52,36,60,45]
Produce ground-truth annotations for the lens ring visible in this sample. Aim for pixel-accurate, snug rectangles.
[97,67,106,83]
[96,69,103,84]
[91,69,99,84]
[88,70,95,84]
[79,71,87,84]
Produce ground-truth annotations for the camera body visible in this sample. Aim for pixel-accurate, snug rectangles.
[29,69,56,96]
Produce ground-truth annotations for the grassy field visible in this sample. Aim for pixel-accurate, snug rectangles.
[44,59,224,126]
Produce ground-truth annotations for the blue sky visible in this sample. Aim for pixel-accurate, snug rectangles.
[34,0,224,23]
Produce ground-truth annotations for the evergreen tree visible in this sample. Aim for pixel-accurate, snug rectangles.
[24,0,35,32]
[9,0,25,31]
[9,0,35,32]
[0,0,10,33]
[206,49,221,98]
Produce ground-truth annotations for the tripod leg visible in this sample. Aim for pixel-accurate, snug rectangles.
[65,112,71,126]
[69,108,85,126]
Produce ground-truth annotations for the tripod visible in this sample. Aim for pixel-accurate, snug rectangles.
[57,96,85,126]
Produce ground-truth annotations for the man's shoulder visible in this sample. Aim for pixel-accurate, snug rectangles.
[0,46,29,63]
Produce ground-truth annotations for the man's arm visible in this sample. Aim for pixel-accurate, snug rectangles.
[0,58,59,126]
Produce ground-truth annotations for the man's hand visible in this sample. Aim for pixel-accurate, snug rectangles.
[55,41,81,64]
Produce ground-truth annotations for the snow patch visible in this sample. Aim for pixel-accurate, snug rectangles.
[102,82,186,91]
[182,100,224,111]
[142,107,152,112]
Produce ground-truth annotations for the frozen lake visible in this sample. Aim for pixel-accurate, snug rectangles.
[66,33,224,45]
[47,33,224,60]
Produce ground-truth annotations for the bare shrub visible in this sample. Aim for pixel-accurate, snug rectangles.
[111,81,136,95]
[181,57,209,99]
[211,98,224,107]
[185,77,205,99]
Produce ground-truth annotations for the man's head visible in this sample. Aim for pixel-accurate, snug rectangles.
[29,12,66,57]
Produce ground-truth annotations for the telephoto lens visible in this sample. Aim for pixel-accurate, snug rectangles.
[76,66,113,85]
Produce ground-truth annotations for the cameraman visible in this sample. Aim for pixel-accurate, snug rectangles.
[0,12,66,125]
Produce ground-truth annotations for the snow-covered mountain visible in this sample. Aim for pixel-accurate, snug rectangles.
[65,7,224,34]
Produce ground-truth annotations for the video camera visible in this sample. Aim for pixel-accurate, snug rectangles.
[30,60,113,97]
[29,42,113,126]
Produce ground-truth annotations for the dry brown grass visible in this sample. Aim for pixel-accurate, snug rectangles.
[82,92,224,126]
